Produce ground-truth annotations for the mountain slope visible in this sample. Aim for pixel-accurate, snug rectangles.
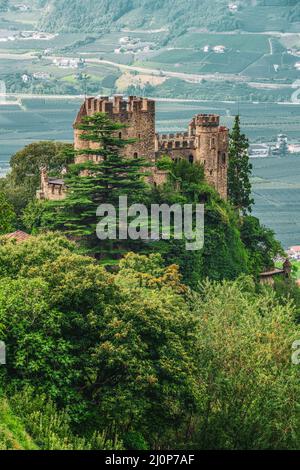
[38,0,300,34]
[39,0,234,33]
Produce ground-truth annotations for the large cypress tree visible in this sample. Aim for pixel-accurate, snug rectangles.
[227,115,254,214]
[46,112,149,253]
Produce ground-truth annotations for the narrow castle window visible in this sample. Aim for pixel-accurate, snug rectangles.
[189,155,194,164]
[134,152,138,159]
[119,132,122,139]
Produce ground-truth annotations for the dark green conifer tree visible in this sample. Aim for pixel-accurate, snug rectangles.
[46,112,149,254]
[228,115,254,214]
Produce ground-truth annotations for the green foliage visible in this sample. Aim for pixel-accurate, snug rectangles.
[123,431,149,451]
[240,215,284,273]
[192,277,300,449]
[40,0,232,35]
[151,159,250,287]
[0,232,299,449]
[22,199,48,234]
[274,277,300,323]
[156,155,173,171]
[9,388,122,450]
[0,192,16,234]
[0,142,73,215]
[228,116,254,214]
[0,234,198,448]
[0,393,37,450]
[45,112,149,253]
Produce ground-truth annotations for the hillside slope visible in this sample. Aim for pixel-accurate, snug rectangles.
[39,0,234,33]
[38,0,300,34]
[0,397,37,450]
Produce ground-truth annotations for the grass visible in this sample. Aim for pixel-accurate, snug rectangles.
[0,396,37,450]
[292,261,300,279]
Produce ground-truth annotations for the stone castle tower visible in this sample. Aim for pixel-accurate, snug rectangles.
[37,96,228,200]
[74,95,156,163]
[156,113,228,199]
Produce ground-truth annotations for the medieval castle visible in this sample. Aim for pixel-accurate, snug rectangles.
[37,96,229,201]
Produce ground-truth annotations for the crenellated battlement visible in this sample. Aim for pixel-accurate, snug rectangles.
[191,114,220,128]
[159,132,190,140]
[74,95,155,126]
[156,132,195,151]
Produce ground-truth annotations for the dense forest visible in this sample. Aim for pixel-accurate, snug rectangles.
[0,235,299,450]
[37,0,300,34]
[38,0,238,33]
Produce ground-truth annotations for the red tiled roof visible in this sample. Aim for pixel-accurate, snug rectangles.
[3,230,30,243]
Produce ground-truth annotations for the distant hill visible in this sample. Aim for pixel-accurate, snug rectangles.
[38,0,300,35]
[39,0,237,34]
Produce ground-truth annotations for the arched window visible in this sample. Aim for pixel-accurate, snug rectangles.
[119,132,122,139]
[189,155,194,164]
[134,152,138,159]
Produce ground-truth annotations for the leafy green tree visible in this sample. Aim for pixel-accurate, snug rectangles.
[192,276,300,450]
[1,142,73,214]
[9,141,73,193]
[0,192,16,234]
[228,116,254,214]
[22,199,47,234]
[240,215,283,273]
[0,234,198,448]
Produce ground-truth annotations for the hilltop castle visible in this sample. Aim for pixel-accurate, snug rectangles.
[37,96,229,201]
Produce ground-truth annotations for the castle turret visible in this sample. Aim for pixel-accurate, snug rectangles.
[156,113,228,199]
[192,114,228,199]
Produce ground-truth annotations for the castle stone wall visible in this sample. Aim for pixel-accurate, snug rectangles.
[74,96,156,163]
[38,97,229,201]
